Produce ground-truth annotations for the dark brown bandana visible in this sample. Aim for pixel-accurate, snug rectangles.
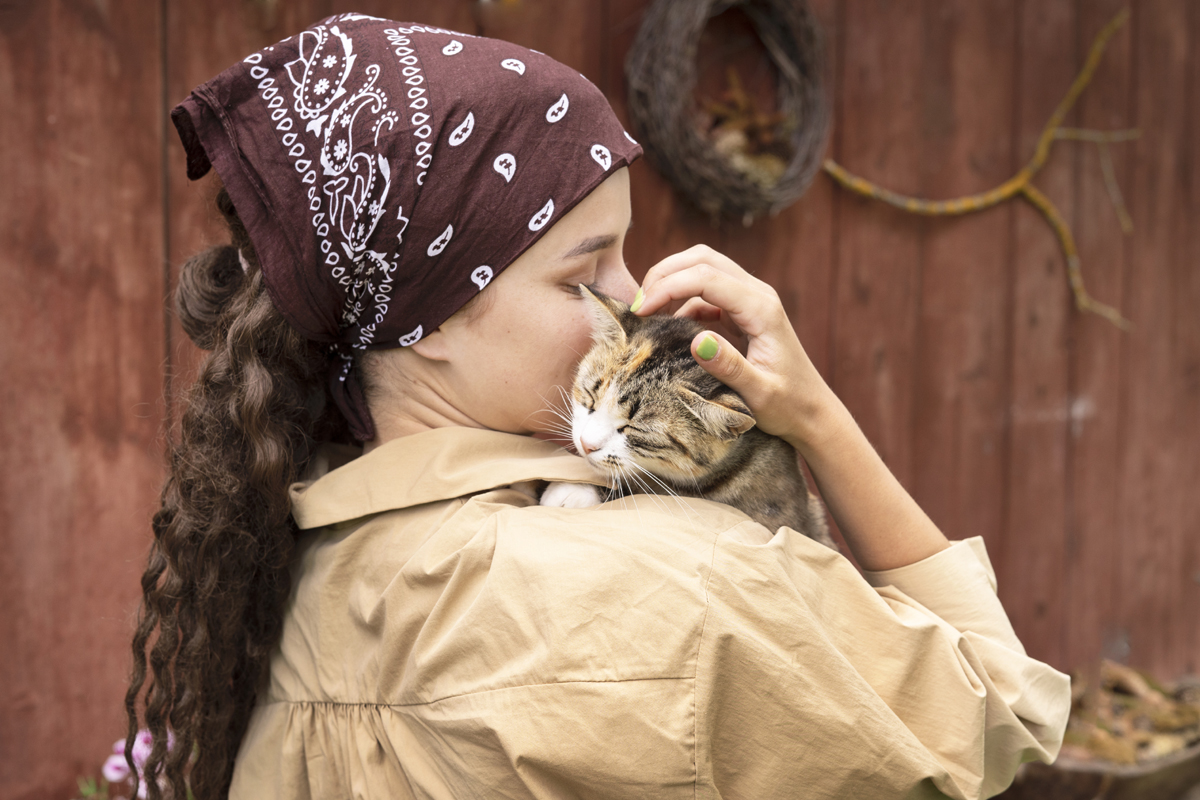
[171,13,641,439]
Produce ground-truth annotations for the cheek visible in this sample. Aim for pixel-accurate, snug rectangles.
[550,308,596,374]
[513,306,594,391]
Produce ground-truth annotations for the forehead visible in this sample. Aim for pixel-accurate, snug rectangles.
[515,170,630,264]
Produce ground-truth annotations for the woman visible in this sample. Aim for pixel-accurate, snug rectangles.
[129,14,1070,800]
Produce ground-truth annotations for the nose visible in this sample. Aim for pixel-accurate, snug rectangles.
[579,433,603,456]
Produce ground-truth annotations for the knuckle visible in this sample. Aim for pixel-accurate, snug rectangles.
[721,352,745,383]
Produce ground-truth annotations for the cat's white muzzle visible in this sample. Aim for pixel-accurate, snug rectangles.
[572,401,627,469]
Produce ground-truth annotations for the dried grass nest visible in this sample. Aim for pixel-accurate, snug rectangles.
[625,0,830,224]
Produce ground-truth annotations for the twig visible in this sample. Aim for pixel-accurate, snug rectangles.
[1056,128,1138,232]
[1055,127,1141,143]
[823,8,1135,329]
[1097,141,1135,234]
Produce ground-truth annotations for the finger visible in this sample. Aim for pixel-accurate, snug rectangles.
[636,265,782,337]
[673,297,723,322]
[691,331,764,403]
[675,298,750,351]
[640,244,768,298]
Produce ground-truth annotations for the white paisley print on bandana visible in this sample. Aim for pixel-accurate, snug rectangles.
[257,20,401,355]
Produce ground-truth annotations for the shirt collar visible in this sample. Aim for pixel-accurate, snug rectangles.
[289,427,606,530]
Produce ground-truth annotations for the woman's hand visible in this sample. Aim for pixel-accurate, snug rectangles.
[631,245,838,449]
[633,245,950,571]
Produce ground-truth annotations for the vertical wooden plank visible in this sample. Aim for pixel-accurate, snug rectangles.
[1183,0,1200,679]
[1061,0,1134,674]
[0,0,164,795]
[908,0,1015,548]
[830,0,924,488]
[997,0,1077,671]
[1117,0,1200,679]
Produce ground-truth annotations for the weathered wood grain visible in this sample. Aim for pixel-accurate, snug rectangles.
[831,0,925,490]
[906,1,1014,553]
[995,0,1078,670]
[1062,0,1135,677]
[1118,0,1200,677]
[0,0,165,797]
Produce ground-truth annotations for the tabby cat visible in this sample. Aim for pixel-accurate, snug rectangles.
[540,285,835,550]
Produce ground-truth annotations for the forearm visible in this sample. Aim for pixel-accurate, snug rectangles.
[787,388,950,571]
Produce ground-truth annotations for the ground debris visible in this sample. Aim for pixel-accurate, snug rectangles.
[1060,660,1200,766]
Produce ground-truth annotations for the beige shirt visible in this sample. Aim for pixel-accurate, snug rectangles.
[230,427,1070,800]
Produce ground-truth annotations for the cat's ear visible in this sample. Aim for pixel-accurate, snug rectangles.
[678,388,756,440]
[579,284,632,344]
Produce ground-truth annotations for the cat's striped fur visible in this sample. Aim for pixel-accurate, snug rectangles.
[554,285,834,549]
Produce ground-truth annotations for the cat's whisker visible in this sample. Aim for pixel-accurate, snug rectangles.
[627,467,696,528]
[611,468,634,520]
[541,422,576,438]
[627,461,698,526]
[614,467,646,529]
[536,410,571,427]
[530,386,577,428]
[621,465,675,518]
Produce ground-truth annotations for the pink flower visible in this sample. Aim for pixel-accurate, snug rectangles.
[130,729,154,767]
[102,753,131,783]
[105,729,176,794]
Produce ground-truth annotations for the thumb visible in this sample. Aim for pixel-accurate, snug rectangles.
[691,331,757,394]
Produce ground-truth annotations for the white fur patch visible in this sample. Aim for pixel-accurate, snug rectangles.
[573,401,628,467]
[540,481,605,509]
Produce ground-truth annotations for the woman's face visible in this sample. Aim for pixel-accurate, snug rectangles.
[410,167,637,436]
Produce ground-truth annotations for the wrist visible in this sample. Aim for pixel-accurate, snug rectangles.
[782,386,855,459]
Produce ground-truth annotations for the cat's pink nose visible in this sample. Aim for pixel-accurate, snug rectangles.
[579,435,602,456]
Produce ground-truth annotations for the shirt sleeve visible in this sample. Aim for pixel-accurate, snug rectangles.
[693,528,1071,800]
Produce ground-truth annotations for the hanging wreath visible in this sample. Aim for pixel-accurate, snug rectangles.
[625,0,829,224]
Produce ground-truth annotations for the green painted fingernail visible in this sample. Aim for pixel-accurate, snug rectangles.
[630,288,644,313]
[697,335,719,361]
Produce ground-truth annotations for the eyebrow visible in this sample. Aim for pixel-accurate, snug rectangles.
[559,220,635,260]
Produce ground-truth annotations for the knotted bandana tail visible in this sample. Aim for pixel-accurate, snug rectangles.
[330,349,375,441]
[172,13,641,439]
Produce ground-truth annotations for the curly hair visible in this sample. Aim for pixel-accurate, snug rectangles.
[125,188,349,799]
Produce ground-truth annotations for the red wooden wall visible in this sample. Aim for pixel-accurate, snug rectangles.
[2,1,1197,797]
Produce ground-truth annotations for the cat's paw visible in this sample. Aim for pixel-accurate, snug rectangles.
[540,481,606,509]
